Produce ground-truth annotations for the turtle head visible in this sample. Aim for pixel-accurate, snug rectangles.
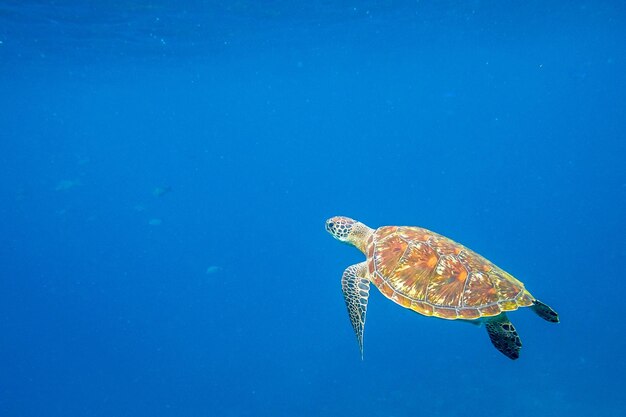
[325,216,372,253]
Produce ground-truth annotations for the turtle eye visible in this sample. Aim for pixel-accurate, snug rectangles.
[328,222,335,229]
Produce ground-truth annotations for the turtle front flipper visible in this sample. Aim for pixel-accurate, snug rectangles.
[485,313,522,360]
[341,262,370,359]
[531,299,559,323]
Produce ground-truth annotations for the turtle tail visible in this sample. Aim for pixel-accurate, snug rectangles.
[531,299,559,323]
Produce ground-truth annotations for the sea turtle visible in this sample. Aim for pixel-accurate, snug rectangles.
[325,216,559,360]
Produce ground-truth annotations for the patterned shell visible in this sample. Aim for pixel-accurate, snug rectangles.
[365,226,535,320]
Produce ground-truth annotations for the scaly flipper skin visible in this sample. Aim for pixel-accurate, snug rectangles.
[531,299,559,323]
[341,262,370,359]
[485,313,522,360]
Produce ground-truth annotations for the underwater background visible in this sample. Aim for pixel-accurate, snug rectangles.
[1,1,625,416]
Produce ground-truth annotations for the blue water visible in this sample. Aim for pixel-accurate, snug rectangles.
[1,1,625,416]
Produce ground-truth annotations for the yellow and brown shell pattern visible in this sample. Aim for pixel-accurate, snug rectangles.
[365,226,535,320]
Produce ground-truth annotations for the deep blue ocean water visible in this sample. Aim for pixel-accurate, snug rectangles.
[1,1,625,416]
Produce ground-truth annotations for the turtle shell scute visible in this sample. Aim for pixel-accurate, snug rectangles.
[369,226,531,319]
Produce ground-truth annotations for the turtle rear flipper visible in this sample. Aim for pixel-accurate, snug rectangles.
[531,299,559,323]
[485,313,522,360]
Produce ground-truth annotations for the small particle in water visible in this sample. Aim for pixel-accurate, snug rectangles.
[77,155,90,165]
[206,265,222,275]
[55,179,80,191]
[152,186,172,197]
[148,218,162,226]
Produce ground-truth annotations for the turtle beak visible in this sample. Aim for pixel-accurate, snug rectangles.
[326,216,356,242]
[326,218,349,242]
[326,219,344,240]
[325,219,335,234]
